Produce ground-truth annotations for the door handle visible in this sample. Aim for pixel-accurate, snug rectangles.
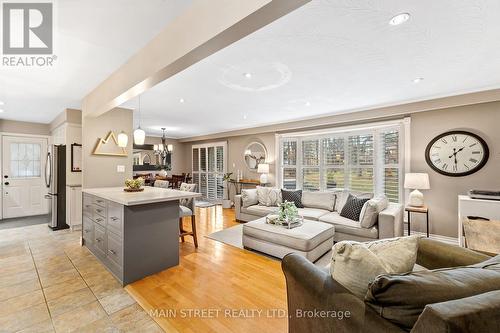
[44,194,51,199]
[108,249,116,255]
[4,182,9,186]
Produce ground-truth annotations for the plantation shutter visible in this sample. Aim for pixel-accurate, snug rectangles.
[381,130,400,202]
[301,139,320,191]
[348,134,374,193]
[282,140,298,189]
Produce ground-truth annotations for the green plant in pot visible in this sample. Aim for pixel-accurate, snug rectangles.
[218,172,233,208]
[279,200,299,222]
[124,177,144,191]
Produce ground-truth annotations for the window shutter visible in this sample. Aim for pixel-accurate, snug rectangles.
[381,130,400,202]
[348,134,374,192]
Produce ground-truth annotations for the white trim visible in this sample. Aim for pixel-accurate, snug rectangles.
[403,117,412,207]
[404,229,459,246]
[276,119,405,139]
[0,132,50,139]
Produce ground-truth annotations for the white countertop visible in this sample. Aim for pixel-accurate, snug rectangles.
[83,186,201,206]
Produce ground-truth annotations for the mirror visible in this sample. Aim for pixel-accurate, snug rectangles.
[133,143,171,171]
[244,142,267,171]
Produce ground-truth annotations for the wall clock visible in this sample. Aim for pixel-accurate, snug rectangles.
[425,131,489,177]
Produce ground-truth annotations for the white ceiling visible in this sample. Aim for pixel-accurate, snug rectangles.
[0,0,192,123]
[127,0,500,138]
[2,0,500,138]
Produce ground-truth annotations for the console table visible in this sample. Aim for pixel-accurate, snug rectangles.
[229,179,270,195]
[458,195,500,247]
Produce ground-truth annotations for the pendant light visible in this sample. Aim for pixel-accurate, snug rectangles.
[117,131,128,148]
[134,95,146,145]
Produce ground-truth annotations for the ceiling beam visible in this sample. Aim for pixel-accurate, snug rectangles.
[82,0,311,117]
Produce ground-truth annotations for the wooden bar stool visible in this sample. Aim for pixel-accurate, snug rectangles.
[178,183,198,247]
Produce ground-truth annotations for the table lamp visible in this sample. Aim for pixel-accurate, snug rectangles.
[404,173,430,207]
[257,163,270,184]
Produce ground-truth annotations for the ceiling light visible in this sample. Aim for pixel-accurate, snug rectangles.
[179,98,185,103]
[243,114,248,120]
[0,109,4,113]
[413,77,424,83]
[305,102,311,107]
[389,13,410,26]
[0,101,4,106]
[117,131,128,148]
[134,95,146,145]
[244,73,252,79]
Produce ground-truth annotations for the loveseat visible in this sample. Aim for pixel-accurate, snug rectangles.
[282,238,499,332]
[235,188,404,242]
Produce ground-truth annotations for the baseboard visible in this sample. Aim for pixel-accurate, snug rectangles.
[404,228,459,245]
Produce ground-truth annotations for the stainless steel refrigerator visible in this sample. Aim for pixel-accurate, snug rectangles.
[45,145,68,230]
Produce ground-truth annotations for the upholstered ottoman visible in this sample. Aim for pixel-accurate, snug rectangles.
[242,217,335,262]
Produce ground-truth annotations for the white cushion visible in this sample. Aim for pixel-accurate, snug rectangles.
[256,186,281,207]
[297,208,330,221]
[179,183,197,206]
[319,212,378,239]
[359,195,389,228]
[243,205,279,217]
[301,191,336,211]
[330,236,420,299]
[179,205,193,217]
[241,189,258,208]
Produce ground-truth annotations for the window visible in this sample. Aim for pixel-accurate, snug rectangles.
[192,142,227,202]
[10,143,42,178]
[278,123,404,203]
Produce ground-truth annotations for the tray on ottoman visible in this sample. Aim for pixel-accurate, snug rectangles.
[242,216,334,262]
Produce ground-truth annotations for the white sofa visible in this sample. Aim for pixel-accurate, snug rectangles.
[235,189,404,242]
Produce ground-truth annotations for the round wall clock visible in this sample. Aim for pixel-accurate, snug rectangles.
[425,131,489,177]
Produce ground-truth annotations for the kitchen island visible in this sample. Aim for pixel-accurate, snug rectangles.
[82,186,200,285]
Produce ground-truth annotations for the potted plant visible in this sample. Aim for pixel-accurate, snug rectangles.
[220,172,233,208]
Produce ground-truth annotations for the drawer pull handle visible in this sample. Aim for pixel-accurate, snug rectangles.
[110,217,119,221]
[108,249,116,255]
[96,200,104,203]
[96,238,102,242]
[96,209,103,213]
[85,205,91,208]
[96,218,103,222]
[84,229,90,233]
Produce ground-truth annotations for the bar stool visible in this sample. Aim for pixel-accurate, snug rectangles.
[178,183,198,247]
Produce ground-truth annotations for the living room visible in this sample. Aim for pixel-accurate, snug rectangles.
[1,0,499,332]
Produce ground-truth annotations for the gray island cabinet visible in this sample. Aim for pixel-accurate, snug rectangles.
[82,187,200,285]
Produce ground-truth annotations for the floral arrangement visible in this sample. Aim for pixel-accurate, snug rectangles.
[125,177,144,189]
[267,201,301,226]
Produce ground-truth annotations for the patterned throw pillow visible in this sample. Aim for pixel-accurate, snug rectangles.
[340,194,370,221]
[179,183,197,207]
[256,187,281,206]
[281,189,304,208]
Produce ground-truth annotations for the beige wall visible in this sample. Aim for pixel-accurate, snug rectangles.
[410,101,500,238]
[0,119,50,135]
[143,136,187,174]
[82,108,133,188]
[182,101,500,239]
[182,133,277,200]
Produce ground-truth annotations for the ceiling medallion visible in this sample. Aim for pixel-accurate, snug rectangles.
[218,62,292,92]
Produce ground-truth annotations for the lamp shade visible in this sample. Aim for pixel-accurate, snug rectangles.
[117,131,128,148]
[404,173,430,190]
[257,163,269,174]
[133,127,145,145]
[167,144,173,152]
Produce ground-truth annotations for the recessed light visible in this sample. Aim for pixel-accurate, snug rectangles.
[389,13,410,26]
[179,98,185,103]
[243,114,248,120]
[0,101,4,106]
[413,77,424,83]
[244,73,252,79]
[0,109,4,113]
[305,102,311,107]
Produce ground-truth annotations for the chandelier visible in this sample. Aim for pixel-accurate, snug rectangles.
[154,128,173,164]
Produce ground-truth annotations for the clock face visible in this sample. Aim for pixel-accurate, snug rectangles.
[425,131,489,177]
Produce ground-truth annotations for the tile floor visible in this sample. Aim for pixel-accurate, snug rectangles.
[0,223,163,332]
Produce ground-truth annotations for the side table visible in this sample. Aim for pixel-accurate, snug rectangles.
[405,205,429,237]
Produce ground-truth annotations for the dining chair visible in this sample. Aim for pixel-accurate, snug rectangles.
[154,180,169,188]
[178,182,198,247]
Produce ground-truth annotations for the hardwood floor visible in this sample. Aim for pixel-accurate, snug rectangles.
[126,206,288,333]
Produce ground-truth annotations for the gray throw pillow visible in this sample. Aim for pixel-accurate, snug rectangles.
[301,191,336,211]
[359,196,389,228]
[281,189,303,208]
[241,189,258,208]
[365,255,500,330]
[340,194,370,221]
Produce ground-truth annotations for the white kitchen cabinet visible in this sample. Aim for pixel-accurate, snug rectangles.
[67,185,82,230]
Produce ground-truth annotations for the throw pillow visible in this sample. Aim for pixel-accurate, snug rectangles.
[256,187,281,207]
[340,194,370,221]
[335,190,373,213]
[365,255,500,330]
[179,183,197,207]
[359,195,389,228]
[281,189,303,208]
[241,189,258,208]
[330,236,420,299]
[301,191,336,211]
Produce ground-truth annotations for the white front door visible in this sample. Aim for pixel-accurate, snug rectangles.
[2,136,49,218]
